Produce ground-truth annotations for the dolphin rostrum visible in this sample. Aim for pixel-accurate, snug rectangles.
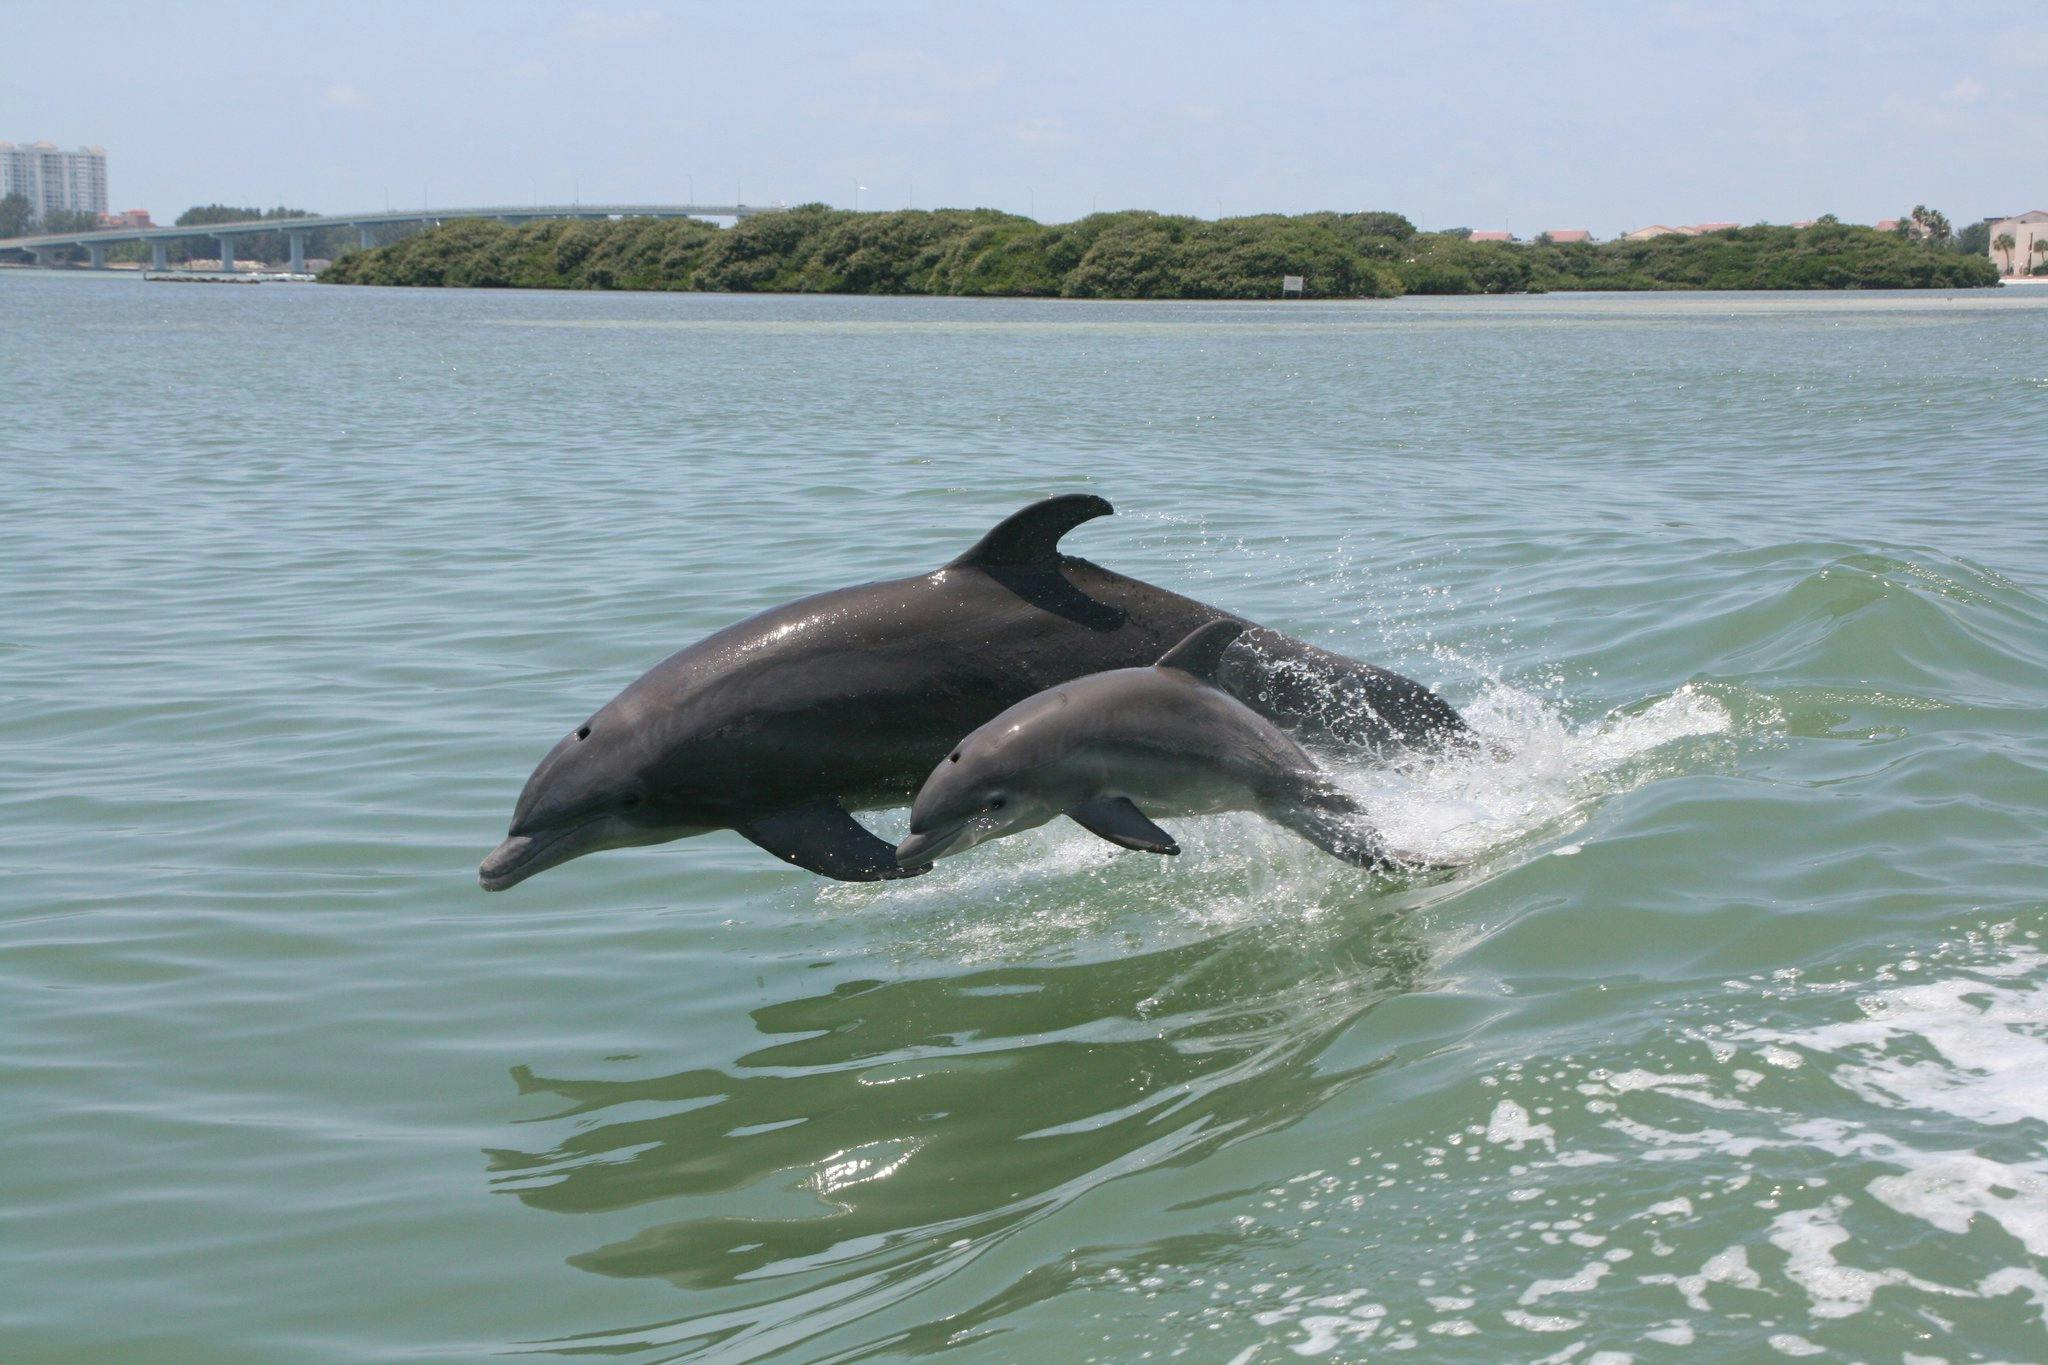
[480,495,1468,888]
[894,621,1439,871]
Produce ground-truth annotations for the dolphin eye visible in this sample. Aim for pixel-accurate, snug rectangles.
[948,752,961,763]
[576,726,592,741]
[988,797,1006,811]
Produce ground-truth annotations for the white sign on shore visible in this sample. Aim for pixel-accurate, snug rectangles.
[1282,275,1305,295]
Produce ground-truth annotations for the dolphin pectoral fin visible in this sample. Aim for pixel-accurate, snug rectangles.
[950,494,1114,570]
[736,801,930,882]
[1067,797,1180,855]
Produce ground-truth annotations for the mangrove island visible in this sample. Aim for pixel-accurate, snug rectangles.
[318,206,2000,298]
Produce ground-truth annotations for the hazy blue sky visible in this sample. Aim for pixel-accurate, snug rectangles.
[7,1,2042,234]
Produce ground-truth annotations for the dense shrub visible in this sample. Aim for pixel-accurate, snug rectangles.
[322,210,1999,296]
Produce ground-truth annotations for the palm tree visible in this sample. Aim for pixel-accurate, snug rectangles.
[1993,231,2016,275]
[2035,237,2048,276]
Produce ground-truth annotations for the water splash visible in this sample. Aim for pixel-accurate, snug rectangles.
[818,678,1742,965]
[1339,680,1740,866]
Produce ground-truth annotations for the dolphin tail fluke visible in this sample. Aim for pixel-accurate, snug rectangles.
[951,494,1114,570]
[1067,796,1180,855]
[737,800,932,881]
[1277,788,1466,873]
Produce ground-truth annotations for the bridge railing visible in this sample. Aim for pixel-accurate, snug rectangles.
[0,203,782,267]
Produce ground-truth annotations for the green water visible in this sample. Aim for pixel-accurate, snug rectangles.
[3,274,2046,1362]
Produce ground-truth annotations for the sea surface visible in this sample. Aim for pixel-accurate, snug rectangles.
[3,272,2046,1363]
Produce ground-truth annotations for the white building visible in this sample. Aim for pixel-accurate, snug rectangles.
[0,141,109,223]
[1987,211,2048,278]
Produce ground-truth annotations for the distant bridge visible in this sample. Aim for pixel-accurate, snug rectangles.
[0,203,783,273]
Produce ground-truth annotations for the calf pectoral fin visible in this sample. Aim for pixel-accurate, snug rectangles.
[1067,797,1180,855]
[736,800,929,882]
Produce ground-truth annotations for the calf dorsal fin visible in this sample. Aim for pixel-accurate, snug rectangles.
[951,494,1114,569]
[1155,619,1247,682]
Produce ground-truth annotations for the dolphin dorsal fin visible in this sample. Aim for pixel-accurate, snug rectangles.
[1155,620,1247,682]
[951,494,1114,570]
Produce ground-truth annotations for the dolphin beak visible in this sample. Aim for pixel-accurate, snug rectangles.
[895,823,969,868]
[479,835,544,891]
[479,823,595,891]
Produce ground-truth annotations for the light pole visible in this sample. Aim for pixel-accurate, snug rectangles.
[856,183,866,212]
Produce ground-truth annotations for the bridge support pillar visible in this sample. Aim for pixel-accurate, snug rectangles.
[216,236,236,272]
[151,241,168,271]
[87,243,107,269]
[358,226,374,250]
[30,247,53,268]
[288,231,307,275]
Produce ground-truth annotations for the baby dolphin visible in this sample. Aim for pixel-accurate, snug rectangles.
[896,621,1439,872]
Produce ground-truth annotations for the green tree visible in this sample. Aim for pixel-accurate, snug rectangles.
[0,192,31,237]
[36,208,99,234]
[1993,231,2017,275]
[2034,237,2048,275]
[1907,204,1952,244]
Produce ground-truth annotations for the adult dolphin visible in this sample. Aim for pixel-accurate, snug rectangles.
[479,494,1468,888]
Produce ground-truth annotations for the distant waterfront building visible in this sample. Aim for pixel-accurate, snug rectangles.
[1469,230,1514,242]
[0,141,109,222]
[1691,221,1739,233]
[98,208,153,230]
[1986,211,2048,277]
[1622,225,1693,241]
[1544,229,1592,243]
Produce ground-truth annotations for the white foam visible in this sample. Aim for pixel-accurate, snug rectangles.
[1767,1198,1924,1320]
[1521,1261,1610,1304]
[1639,1243,1760,1313]
[1873,1152,2048,1258]
[1766,951,2048,1129]
[1502,1308,1584,1332]
[1487,1099,1557,1153]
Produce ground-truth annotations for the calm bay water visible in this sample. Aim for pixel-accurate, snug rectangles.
[3,272,2046,1362]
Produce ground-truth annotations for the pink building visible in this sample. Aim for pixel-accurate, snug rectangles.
[1544,229,1591,243]
[1469,230,1514,242]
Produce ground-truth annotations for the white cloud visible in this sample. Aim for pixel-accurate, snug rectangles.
[1994,28,2048,67]
[1013,116,1072,148]
[564,7,662,42]
[849,49,1005,94]
[1663,1,1744,32]
[321,82,369,110]
[1944,76,1986,104]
